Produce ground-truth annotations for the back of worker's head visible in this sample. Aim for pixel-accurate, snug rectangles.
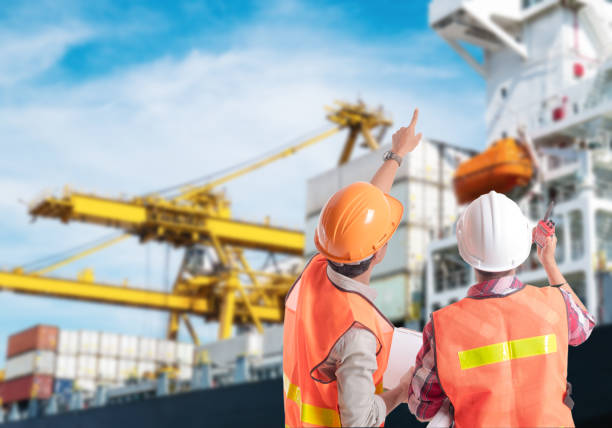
[314,182,402,276]
[327,244,388,278]
[456,191,531,273]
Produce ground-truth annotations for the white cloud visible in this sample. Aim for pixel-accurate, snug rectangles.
[0,25,93,86]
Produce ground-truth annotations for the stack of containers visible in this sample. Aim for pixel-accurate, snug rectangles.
[98,332,119,387]
[3,326,197,400]
[117,335,138,382]
[175,342,194,381]
[136,337,157,379]
[75,330,99,392]
[0,325,58,404]
[55,330,78,398]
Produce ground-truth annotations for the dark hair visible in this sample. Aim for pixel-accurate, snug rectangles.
[327,257,374,278]
[475,268,515,281]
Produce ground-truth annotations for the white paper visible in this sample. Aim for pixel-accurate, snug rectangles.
[383,327,423,390]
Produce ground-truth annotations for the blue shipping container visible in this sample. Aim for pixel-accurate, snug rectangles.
[54,378,73,396]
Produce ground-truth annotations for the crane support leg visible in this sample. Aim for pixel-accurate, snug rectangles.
[181,314,201,346]
[338,127,360,165]
[167,312,180,340]
[218,281,237,340]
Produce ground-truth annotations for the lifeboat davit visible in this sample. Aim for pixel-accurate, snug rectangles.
[453,138,534,205]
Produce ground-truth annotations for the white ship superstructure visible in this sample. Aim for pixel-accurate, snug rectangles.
[425,0,612,322]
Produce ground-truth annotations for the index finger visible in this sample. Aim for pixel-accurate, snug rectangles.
[408,108,419,128]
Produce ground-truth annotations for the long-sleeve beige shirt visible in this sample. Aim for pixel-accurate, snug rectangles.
[316,265,387,427]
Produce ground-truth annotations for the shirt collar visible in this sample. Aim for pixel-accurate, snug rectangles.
[326,264,377,302]
[467,275,525,298]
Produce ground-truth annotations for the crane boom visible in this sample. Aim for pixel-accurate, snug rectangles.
[30,192,304,252]
[0,271,284,322]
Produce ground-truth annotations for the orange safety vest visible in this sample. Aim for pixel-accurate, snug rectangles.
[283,254,394,427]
[433,285,574,428]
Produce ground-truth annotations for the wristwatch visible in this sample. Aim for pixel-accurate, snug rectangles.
[383,150,403,166]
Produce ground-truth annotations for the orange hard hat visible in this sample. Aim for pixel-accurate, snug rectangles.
[315,182,403,263]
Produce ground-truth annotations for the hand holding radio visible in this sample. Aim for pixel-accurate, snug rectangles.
[532,201,557,267]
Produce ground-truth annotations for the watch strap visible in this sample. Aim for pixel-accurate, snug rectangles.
[383,150,402,166]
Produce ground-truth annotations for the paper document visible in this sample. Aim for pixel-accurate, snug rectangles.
[383,327,423,390]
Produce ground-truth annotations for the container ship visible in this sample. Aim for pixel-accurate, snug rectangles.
[1,0,612,426]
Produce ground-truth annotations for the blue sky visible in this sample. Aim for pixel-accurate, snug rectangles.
[0,0,485,363]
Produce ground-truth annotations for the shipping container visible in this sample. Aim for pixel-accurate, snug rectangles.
[78,330,100,355]
[5,350,55,381]
[99,332,120,357]
[74,377,96,393]
[247,333,263,356]
[6,325,58,358]
[176,342,194,366]
[58,330,79,355]
[118,360,138,381]
[136,361,156,379]
[156,340,176,364]
[55,354,77,379]
[0,374,53,403]
[137,337,157,361]
[263,326,283,357]
[53,378,74,396]
[97,357,118,382]
[119,335,139,359]
[77,355,97,379]
[177,364,193,381]
[196,332,260,367]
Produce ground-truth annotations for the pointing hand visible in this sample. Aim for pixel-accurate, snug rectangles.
[391,109,422,158]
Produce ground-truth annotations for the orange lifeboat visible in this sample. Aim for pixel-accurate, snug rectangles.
[453,138,534,205]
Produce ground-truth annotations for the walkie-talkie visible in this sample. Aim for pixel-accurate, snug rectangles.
[534,201,555,248]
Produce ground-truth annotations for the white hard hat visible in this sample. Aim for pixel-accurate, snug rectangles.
[456,191,531,272]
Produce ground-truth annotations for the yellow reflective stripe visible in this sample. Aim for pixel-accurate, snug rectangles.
[458,334,557,370]
[301,402,341,427]
[283,372,341,427]
[375,381,383,395]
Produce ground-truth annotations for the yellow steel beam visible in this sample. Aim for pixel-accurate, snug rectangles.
[167,312,180,340]
[338,127,360,166]
[218,276,237,340]
[30,193,304,253]
[360,124,380,151]
[0,272,284,323]
[0,271,210,313]
[175,127,341,201]
[181,314,201,346]
[30,234,130,275]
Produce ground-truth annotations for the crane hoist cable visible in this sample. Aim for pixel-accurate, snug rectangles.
[19,232,126,272]
[141,125,333,198]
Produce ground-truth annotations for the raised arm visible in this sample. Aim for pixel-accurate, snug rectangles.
[534,232,595,345]
[371,109,422,194]
[535,233,590,314]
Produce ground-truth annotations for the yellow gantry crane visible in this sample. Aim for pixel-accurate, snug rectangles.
[0,101,392,342]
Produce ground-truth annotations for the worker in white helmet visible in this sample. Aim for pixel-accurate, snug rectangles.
[407,191,595,427]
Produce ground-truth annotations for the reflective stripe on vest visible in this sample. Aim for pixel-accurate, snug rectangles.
[284,372,341,427]
[283,372,385,427]
[458,333,558,370]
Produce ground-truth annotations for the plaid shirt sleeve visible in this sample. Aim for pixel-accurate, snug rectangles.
[407,319,447,421]
[559,286,596,346]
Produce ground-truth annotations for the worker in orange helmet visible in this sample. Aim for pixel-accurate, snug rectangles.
[407,191,596,427]
[283,109,422,427]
